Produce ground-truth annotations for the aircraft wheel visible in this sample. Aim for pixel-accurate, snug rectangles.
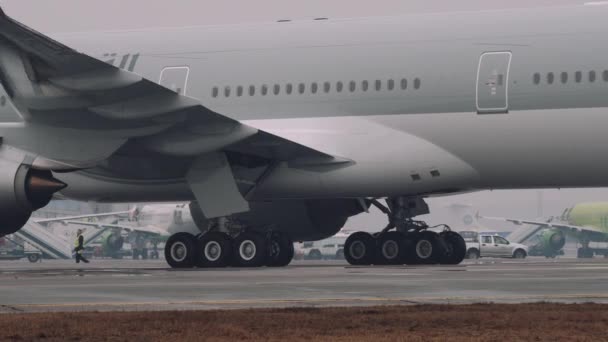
[411,231,441,264]
[439,231,467,265]
[233,232,267,267]
[344,232,375,265]
[197,232,233,268]
[165,232,198,268]
[376,231,409,265]
[266,232,294,267]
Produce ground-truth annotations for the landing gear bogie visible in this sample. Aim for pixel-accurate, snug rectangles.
[344,196,467,266]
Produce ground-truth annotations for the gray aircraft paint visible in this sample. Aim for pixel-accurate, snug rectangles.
[2,1,608,204]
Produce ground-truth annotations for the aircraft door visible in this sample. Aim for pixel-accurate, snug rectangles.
[476,52,512,114]
[159,66,190,96]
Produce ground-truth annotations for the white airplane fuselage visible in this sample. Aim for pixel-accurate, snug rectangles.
[20,2,608,202]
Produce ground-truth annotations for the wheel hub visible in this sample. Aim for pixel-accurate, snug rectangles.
[382,240,399,260]
[170,242,187,262]
[416,240,432,259]
[239,240,257,261]
[204,241,222,261]
[349,241,366,260]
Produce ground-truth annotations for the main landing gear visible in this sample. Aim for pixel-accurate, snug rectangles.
[344,197,467,266]
[164,230,294,269]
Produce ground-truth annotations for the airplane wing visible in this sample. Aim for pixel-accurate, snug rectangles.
[0,8,337,164]
[0,8,347,217]
[66,221,165,236]
[481,215,607,241]
[33,211,131,225]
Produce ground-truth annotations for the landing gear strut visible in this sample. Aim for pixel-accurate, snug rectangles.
[344,197,467,266]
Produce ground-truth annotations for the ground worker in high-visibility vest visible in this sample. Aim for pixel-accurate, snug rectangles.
[74,229,89,264]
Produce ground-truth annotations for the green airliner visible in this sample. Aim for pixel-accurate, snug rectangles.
[483,203,608,258]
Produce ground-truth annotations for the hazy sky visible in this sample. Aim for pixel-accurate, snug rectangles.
[7,0,608,228]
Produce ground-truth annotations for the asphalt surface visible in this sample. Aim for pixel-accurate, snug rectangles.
[1,257,607,313]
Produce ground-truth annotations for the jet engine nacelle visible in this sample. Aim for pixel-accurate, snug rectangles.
[0,159,66,236]
[539,228,566,251]
[189,199,367,241]
[104,233,125,253]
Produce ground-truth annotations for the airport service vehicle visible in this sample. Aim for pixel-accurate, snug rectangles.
[296,231,350,260]
[5,1,608,269]
[484,202,608,258]
[464,233,528,259]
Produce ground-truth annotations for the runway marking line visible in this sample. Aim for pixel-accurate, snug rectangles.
[8,293,608,310]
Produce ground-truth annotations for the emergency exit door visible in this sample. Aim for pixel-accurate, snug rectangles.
[159,66,190,96]
[476,52,512,114]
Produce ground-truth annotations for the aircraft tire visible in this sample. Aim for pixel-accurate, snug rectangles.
[439,231,467,265]
[232,232,267,267]
[197,232,233,268]
[344,232,375,265]
[376,231,409,265]
[165,232,199,268]
[411,231,441,264]
[266,232,294,267]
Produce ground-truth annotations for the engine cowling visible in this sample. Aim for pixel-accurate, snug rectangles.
[539,229,566,251]
[0,159,66,236]
[189,199,367,241]
[103,232,125,254]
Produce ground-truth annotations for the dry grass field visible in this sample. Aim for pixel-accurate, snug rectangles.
[1,303,607,341]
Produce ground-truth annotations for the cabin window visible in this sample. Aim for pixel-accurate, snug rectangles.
[387,79,395,90]
[298,83,306,94]
[311,82,318,94]
[336,81,344,92]
[589,71,596,83]
[324,82,331,93]
[414,78,421,89]
[273,84,281,95]
[575,71,582,83]
[362,80,369,91]
[261,85,268,96]
[349,81,356,92]
[236,86,243,97]
[603,70,608,82]
[375,80,382,91]
[547,72,554,85]
[224,86,231,97]
[401,78,408,90]
[212,87,219,98]
[286,83,293,95]
[249,85,255,96]
[560,72,568,84]
[533,73,541,85]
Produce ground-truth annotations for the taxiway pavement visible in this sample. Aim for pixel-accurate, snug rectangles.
[1,258,607,312]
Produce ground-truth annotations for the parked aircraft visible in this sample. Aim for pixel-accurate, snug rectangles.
[483,202,608,258]
[3,1,608,268]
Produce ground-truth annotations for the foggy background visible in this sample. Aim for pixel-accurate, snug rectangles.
[7,0,608,229]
